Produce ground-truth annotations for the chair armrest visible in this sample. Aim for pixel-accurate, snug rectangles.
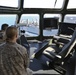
[52,36,70,47]
[53,35,70,44]
[43,50,62,60]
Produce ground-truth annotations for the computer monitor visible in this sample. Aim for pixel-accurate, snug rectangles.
[58,22,76,35]
[43,18,58,29]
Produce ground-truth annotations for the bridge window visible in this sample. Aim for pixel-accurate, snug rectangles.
[67,0,76,9]
[43,14,61,36]
[0,0,18,7]
[19,14,39,37]
[0,14,17,30]
[64,15,76,23]
[24,0,64,9]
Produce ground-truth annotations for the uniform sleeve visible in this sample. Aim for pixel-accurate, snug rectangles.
[23,47,30,68]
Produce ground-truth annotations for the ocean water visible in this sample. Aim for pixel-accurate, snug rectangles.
[0,16,58,36]
[19,26,58,36]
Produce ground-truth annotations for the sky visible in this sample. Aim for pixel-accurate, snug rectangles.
[0,0,76,9]
[24,0,63,8]
[0,0,63,8]
[0,0,18,7]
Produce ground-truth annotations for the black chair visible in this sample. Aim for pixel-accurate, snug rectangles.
[43,29,76,74]
[29,29,76,75]
[52,22,76,46]
[17,35,30,56]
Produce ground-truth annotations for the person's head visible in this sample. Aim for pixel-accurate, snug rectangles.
[5,26,18,42]
[1,23,9,31]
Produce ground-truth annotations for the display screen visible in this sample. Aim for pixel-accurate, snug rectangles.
[43,18,58,29]
[59,22,76,35]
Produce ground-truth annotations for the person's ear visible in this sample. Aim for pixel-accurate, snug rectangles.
[16,34,18,38]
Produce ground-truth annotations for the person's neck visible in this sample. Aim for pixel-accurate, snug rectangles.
[7,39,17,43]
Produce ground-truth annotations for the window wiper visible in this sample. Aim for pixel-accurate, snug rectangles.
[54,0,57,7]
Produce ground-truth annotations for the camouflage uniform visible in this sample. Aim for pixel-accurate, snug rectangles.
[0,31,5,44]
[0,42,30,75]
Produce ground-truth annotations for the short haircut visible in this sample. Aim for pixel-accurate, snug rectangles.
[1,23,9,31]
[6,26,17,40]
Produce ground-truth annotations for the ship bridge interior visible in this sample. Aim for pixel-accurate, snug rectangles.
[0,0,76,75]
